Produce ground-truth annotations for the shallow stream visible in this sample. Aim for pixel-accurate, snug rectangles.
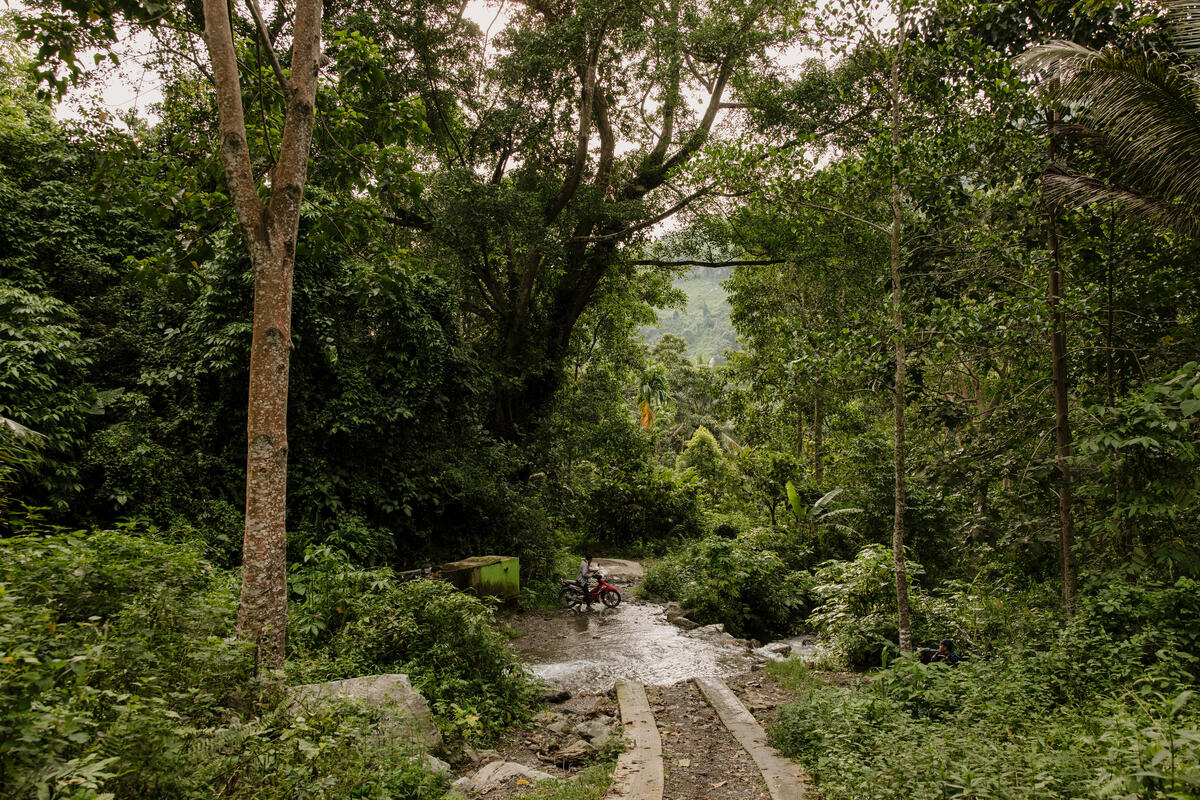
[508,600,814,695]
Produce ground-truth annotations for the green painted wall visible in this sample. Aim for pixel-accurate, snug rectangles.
[439,555,520,604]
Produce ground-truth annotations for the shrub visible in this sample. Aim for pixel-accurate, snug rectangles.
[770,633,1200,800]
[0,524,217,623]
[582,463,703,553]
[287,554,540,743]
[1075,363,1200,578]
[641,532,810,640]
[807,543,920,668]
[0,526,485,799]
[770,575,1200,800]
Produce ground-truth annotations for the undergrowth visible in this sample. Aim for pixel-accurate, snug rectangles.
[284,545,541,744]
[768,579,1200,800]
[0,525,539,799]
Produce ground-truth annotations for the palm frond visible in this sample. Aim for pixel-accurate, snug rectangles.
[1043,171,1200,237]
[1166,0,1200,55]
[1014,40,1097,76]
[1020,42,1200,213]
[817,506,863,519]
[1,416,43,442]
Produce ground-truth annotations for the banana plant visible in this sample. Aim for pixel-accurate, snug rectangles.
[786,483,863,542]
[637,367,670,429]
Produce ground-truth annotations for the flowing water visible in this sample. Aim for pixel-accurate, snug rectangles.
[510,601,799,695]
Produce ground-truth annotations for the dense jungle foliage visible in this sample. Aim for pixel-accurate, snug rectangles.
[2,0,1200,796]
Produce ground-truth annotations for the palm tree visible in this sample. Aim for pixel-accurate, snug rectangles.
[1018,1,1200,235]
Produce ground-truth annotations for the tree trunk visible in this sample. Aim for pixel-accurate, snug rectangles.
[203,0,323,668]
[889,4,913,655]
[796,396,804,466]
[813,388,824,485]
[1105,204,1115,408]
[1045,110,1077,617]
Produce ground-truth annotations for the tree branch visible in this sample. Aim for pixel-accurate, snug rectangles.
[577,185,713,243]
[659,57,732,176]
[632,259,789,268]
[593,85,616,193]
[202,0,264,235]
[245,0,289,100]
[790,200,890,235]
[545,32,603,223]
[381,209,432,231]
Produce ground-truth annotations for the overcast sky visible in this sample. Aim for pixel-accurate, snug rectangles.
[50,0,513,124]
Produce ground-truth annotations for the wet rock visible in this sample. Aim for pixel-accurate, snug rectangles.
[663,603,701,630]
[686,623,740,645]
[455,761,554,794]
[543,688,571,703]
[573,719,613,746]
[462,744,502,765]
[555,739,596,765]
[547,718,574,735]
[765,642,792,656]
[558,694,608,717]
[290,674,441,750]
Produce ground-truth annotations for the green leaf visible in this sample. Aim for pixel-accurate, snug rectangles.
[786,481,805,519]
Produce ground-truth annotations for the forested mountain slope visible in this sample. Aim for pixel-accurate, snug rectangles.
[642,267,739,366]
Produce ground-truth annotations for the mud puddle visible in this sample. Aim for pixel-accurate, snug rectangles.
[507,601,757,694]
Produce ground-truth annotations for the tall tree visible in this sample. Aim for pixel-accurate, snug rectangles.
[1017,1,1200,611]
[204,0,323,666]
[374,0,796,441]
[21,0,325,666]
[887,0,914,653]
[1043,109,1078,614]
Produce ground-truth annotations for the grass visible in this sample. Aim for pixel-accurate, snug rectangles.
[522,762,616,800]
[765,657,815,692]
[442,762,616,800]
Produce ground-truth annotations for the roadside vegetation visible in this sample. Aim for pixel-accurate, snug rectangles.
[3,0,1200,797]
[766,579,1200,799]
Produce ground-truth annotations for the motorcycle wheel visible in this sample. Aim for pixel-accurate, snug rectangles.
[559,586,582,610]
[601,589,621,608]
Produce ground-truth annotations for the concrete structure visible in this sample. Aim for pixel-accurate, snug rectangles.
[439,555,520,603]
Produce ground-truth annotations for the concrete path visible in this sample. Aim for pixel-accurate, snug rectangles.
[607,681,664,800]
[695,677,809,800]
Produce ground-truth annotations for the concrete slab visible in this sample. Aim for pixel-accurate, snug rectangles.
[607,681,663,800]
[695,676,809,800]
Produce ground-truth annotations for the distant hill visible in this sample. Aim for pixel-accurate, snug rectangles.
[641,267,739,365]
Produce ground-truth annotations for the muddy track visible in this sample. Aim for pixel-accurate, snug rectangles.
[607,676,809,800]
[649,681,771,800]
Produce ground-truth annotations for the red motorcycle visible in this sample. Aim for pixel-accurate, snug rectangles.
[559,571,621,610]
